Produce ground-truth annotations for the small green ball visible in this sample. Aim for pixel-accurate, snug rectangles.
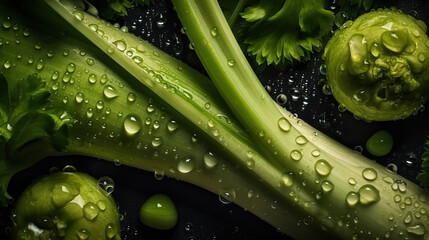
[139,193,178,230]
[366,130,393,157]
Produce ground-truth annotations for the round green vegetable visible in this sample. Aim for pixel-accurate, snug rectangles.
[12,171,121,239]
[324,9,429,121]
[139,194,178,230]
[366,130,393,156]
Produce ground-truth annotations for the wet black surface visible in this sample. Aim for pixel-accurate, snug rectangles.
[1,0,429,240]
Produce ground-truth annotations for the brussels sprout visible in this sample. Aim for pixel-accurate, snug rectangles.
[324,9,429,121]
[11,171,121,239]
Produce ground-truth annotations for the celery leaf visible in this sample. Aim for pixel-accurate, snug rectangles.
[240,0,334,68]
[0,74,75,206]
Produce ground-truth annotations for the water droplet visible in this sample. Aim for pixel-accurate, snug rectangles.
[280,172,294,187]
[3,60,11,69]
[76,229,89,240]
[96,100,104,110]
[83,202,99,221]
[178,157,195,173]
[95,201,106,212]
[295,135,308,145]
[321,180,334,193]
[278,117,291,132]
[358,185,380,205]
[310,150,320,157]
[290,150,302,161]
[362,168,377,181]
[75,93,84,103]
[36,59,44,70]
[105,223,118,239]
[346,192,359,207]
[386,163,398,173]
[319,64,327,75]
[147,104,155,113]
[2,17,12,29]
[348,178,356,185]
[407,224,427,236]
[113,40,127,52]
[276,94,288,105]
[210,27,218,37]
[204,152,218,168]
[86,58,95,66]
[107,46,115,54]
[227,59,235,67]
[334,11,348,27]
[86,108,94,118]
[405,153,417,166]
[219,189,236,204]
[167,120,179,132]
[88,74,97,84]
[51,183,79,209]
[314,159,332,176]
[126,92,136,103]
[246,158,255,169]
[98,176,115,194]
[103,85,119,99]
[417,53,425,62]
[151,137,163,148]
[73,11,84,21]
[62,72,71,83]
[123,114,142,136]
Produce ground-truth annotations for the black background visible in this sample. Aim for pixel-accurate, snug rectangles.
[1,0,429,239]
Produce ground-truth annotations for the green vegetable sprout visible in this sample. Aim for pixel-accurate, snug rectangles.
[12,170,121,239]
[324,9,429,121]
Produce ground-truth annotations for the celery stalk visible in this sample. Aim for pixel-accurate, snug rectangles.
[172,0,429,239]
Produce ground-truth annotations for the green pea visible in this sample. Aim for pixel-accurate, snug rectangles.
[366,130,393,157]
[139,193,178,230]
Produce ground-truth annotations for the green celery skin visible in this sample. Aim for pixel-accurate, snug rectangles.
[172,0,429,239]
[34,0,296,207]
[0,7,323,237]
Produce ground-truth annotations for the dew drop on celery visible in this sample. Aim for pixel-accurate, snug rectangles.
[36,59,44,70]
[75,93,84,104]
[311,149,320,157]
[113,40,127,52]
[103,85,118,99]
[83,202,99,221]
[278,117,291,132]
[167,120,179,133]
[346,192,359,207]
[210,27,218,37]
[314,159,332,176]
[295,135,308,145]
[98,176,115,194]
[203,152,218,168]
[123,114,142,136]
[358,185,380,205]
[87,74,96,84]
[96,100,104,110]
[2,17,12,29]
[227,59,235,67]
[73,11,84,21]
[360,168,377,181]
[290,150,302,161]
[178,157,194,173]
[280,172,294,187]
[151,137,163,148]
[321,180,334,193]
[3,60,11,69]
[219,189,236,204]
[407,224,427,236]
